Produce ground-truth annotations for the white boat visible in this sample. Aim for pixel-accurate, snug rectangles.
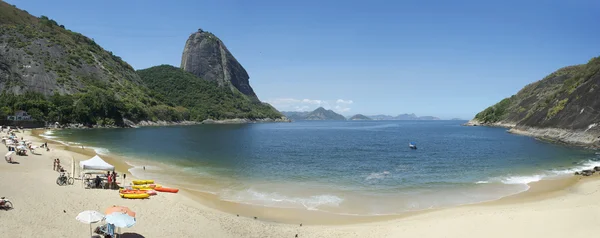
[409,142,417,149]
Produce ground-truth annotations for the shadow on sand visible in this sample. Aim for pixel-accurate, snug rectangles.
[120,233,145,238]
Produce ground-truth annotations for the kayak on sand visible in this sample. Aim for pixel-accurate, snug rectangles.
[154,187,179,193]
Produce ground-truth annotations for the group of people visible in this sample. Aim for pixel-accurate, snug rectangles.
[53,158,63,172]
[92,171,119,189]
[107,171,118,189]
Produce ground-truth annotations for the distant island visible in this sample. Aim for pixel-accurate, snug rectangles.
[369,114,440,120]
[349,114,372,120]
[282,107,346,121]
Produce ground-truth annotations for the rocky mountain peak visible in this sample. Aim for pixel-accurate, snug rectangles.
[180,29,259,101]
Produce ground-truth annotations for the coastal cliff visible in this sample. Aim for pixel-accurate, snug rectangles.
[469,56,600,147]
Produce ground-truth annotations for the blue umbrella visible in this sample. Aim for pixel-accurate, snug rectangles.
[105,212,136,228]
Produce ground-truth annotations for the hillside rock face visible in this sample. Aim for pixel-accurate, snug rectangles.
[0,2,145,97]
[181,29,259,101]
[472,56,600,146]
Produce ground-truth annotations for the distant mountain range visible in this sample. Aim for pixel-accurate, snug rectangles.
[282,110,447,121]
[282,107,346,121]
[348,114,372,120]
[369,114,441,120]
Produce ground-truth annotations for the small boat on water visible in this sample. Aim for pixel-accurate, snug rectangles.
[409,142,417,149]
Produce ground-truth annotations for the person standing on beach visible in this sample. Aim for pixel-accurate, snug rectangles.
[114,172,118,188]
[53,159,56,171]
[107,172,113,189]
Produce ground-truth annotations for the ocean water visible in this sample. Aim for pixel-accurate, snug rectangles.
[42,121,598,215]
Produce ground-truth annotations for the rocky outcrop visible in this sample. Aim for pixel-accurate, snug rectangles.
[471,56,600,148]
[508,127,600,147]
[0,2,145,98]
[134,120,201,127]
[201,117,290,124]
[463,119,516,128]
[181,29,258,101]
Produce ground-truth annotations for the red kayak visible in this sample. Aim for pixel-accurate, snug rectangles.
[154,187,179,193]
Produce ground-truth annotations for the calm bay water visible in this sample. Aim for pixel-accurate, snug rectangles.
[43,120,597,215]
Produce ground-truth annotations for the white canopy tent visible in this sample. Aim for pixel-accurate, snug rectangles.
[79,155,115,189]
[79,155,114,171]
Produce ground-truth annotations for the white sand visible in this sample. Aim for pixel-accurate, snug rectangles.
[1,129,599,238]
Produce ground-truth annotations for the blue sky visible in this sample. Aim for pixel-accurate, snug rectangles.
[7,0,600,119]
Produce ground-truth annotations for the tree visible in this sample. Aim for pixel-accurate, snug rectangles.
[0,106,10,119]
[27,108,44,121]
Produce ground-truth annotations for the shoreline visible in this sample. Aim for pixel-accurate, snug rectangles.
[55,117,292,129]
[464,119,600,149]
[31,128,600,225]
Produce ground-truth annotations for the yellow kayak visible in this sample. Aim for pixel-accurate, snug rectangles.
[120,193,150,199]
[132,180,155,185]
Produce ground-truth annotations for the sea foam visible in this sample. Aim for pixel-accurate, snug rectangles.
[220,188,344,211]
[476,158,600,185]
[89,147,110,155]
[365,171,390,181]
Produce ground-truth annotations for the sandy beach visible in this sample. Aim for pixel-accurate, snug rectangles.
[1,129,600,238]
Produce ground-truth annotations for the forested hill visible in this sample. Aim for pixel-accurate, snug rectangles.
[472,56,600,131]
[0,3,284,126]
[137,65,283,121]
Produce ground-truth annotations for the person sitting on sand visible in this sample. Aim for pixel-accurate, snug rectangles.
[94,175,101,189]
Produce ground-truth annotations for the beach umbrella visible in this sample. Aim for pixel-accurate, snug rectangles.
[75,210,105,237]
[105,212,136,228]
[105,206,136,217]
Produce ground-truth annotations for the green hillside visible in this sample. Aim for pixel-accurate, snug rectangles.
[137,65,283,121]
[473,56,600,130]
[0,3,283,126]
